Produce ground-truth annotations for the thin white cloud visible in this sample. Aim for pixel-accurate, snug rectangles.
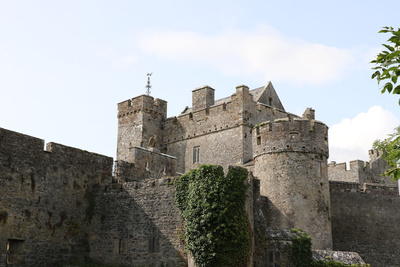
[329,106,400,163]
[138,25,355,85]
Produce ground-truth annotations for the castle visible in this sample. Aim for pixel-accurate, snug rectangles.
[0,82,399,267]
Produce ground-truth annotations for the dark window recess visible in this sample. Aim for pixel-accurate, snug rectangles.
[148,237,160,253]
[257,136,261,145]
[6,239,25,265]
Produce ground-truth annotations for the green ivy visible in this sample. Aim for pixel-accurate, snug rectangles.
[290,229,370,267]
[290,229,313,267]
[175,165,251,267]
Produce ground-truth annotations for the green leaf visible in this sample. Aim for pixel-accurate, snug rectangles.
[393,85,400,94]
[383,44,395,51]
[391,75,398,84]
[371,71,380,79]
[384,82,393,93]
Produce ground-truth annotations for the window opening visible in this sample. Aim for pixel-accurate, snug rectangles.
[6,239,25,265]
[148,237,160,253]
[317,161,322,177]
[193,146,200,164]
[257,136,261,145]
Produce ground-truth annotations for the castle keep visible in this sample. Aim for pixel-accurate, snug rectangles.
[1,82,399,266]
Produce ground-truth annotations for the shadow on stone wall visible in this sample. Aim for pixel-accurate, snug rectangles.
[89,180,187,267]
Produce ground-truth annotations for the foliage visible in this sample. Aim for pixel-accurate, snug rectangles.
[290,229,313,267]
[370,27,400,104]
[290,229,370,267]
[174,165,251,267]
[373,126,400,180]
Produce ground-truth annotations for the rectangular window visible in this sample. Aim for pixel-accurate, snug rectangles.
[193,146,200,163]
[257,136,261,145]
[317,161,322,177]
[148,237,160,253]
[6,239,25,265]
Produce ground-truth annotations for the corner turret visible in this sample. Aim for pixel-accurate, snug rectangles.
[116,95,167,162]
[253,111,332,250]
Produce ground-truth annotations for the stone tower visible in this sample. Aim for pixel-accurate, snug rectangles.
[116,95,167,163]
[253,110,332,250]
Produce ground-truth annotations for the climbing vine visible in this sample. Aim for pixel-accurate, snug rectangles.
[175,165,251,267]
[290,229,313,267]
[290,229,370,267]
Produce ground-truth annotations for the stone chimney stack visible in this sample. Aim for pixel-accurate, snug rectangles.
[192,85,215,111]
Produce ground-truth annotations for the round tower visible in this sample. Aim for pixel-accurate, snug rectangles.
[253,117,332,249]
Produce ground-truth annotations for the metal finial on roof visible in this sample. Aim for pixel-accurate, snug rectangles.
[146,72,152,95]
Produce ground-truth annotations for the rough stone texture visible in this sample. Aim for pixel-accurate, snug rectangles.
[89,178,187,267]
[117,95,167,161]
[253,118,332,250]
[162,83,289,173]
[330,181,400,267]
[192,85,215,111]
[0,127,113,267]
[328,149,396,186]
[4,82,400,266]
[312,250,365,265]
[253,228,295,267]
[114,146,177,182]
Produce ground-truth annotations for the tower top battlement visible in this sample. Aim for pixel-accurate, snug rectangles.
[253,116,328,158]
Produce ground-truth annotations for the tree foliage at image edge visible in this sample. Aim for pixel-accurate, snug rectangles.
[174,165,251,267]
[371,26,400,102]
[373,126,400,180]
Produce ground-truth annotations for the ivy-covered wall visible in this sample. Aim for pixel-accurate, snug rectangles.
[175,165,252,267]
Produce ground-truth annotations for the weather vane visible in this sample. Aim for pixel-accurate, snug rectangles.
[146,72,152,95]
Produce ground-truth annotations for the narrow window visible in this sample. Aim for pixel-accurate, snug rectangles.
[189,112,193,119]
[268,97,272,106]
[148,237,160,253]
[193,146,200,163]
[118,239,123,254]
[256,127,260,135]
[257,136,261,145]
[317,161,322,177]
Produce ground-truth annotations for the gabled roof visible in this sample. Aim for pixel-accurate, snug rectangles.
[180,82,285,115]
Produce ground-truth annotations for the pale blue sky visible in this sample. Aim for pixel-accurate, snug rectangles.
[0,0,399,163]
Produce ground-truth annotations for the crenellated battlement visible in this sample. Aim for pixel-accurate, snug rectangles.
[253,116,329,158]
[328,152,395,185]
[117,94,167,119]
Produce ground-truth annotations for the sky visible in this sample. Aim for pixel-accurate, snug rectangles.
[0,0,399,165]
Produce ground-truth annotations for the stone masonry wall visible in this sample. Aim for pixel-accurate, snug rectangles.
[330,181,400,267]
[0,127,113,267]
[163,85,288,173]
[114,147,177,181]
[253,118,332,250]
[328,150,396,186]
[89,178,187,267]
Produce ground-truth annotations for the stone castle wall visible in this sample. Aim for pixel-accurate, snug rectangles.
[0,127,113,267]
[89,178,187,267]
[328,150,396,186]
[253,118,332,250]
[330,181,400,267]
[163,85,288,173]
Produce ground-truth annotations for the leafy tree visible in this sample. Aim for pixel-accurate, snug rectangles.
[373,126,400,180]
[370,26,400,104]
